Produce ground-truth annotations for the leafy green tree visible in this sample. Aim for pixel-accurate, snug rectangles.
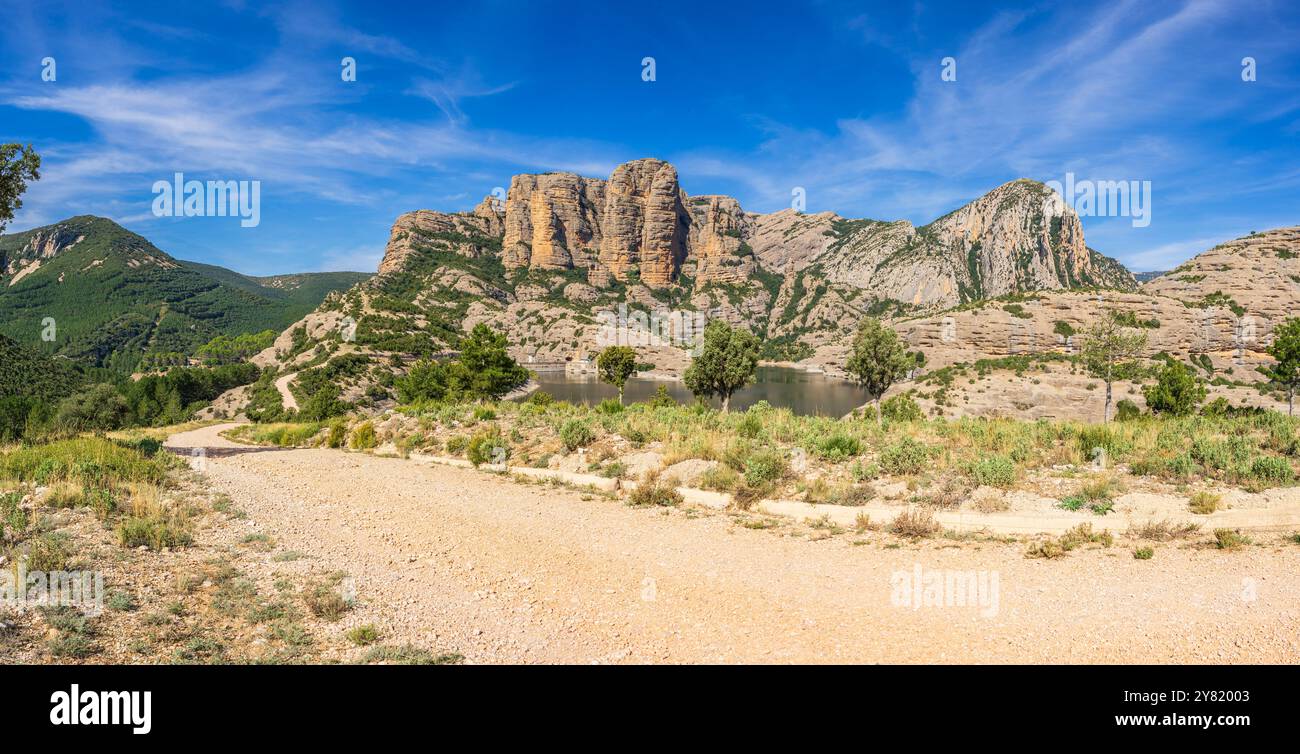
[596,346,638,405]
[844,317,914,426]
[457,323,530,400]
[395,359,453,404]
[1143,360,1206,416]
[683,320,760,412]
[1081,312,1149,423]
[54,384,129,433]
[1264,317,1300,416]
[0,143,40,233]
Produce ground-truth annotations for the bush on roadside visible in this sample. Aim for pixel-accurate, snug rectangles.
[559,419,595,451]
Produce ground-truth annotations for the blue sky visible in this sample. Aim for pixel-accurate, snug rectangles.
[1,0,1297,275]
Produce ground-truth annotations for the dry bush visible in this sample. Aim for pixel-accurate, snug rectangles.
[1128,519,1201,541]
[889,507,940,538]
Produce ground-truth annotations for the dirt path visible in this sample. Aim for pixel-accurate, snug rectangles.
[166,423,1300,664]
[274,372,299,411]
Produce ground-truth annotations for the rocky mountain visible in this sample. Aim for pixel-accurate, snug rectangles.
[221,159,1156,418]
[199,156,1300,422]
[0,216,370,371]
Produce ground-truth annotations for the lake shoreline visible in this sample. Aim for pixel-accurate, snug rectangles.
[520,365,870,417]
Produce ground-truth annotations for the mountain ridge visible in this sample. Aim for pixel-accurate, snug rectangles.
[0,215,371,371]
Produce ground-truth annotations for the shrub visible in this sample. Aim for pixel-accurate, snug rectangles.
[305,582,353,621]
[1114,399,1142,421]
[969,455,1016,488]
[1133,546,1154,560]
[627,474,683,507]
[880,394,923,422]
[23,532,71,571]
[349,421,378,450]
[559,419,595,451]
[1213,528,1250,550]
[922,475,969,508]
[646,385,677,409]
[1248,456,1293,485]
[595,398,623,415]
[735,412,763,439]
[851,461,880,482]
[1128,519,1200,541]
[1188,490,1221,514]
[1076,425,1128,461]
[888,507,940,538]
[326,419,347,448]
[699,464,741,491]
[880,437,930,475]
[466,428,509,466]
[1143,361,1206,416]
[743,448,788,488]
[54,384,130,433]
[1027,523,1113,558]
[362,645,463,665]
[525,390,554,407]
[814,433,862,462]
[346,625,380,646]
[444,435,469,455]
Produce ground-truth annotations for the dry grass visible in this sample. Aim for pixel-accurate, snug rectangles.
[921,474,970,509]
[1189,490,1222,515]
[1128,519,1201,541]
[889,507,940,538]
[1026,523,1114,558]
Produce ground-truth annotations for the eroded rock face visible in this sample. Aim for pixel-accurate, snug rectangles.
[2,223,85,275]
[502,173,605,270]
[686,195,754,284]
[378,207,500,275]
[598,159,689,286]
[492,159,694,287]
[1142,226,1300,339]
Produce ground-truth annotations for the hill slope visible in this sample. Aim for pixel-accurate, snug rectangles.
[0,333,85,402]
[0,216,369,371]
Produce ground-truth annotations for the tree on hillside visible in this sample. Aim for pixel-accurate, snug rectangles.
[0,143,40,233]
[1080,312,1149,423]
[844,317,914,426]
[1263,317,1300,416]
[683,320,760,412]
[54,384,129,434]
[395,359,454,404]
[596,345,638,405]
[455,323,530,401]
[1143,360,1206,416]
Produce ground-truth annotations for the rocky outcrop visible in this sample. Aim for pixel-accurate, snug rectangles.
[501,173,604,270]
[378,206,502,275]
[1142,226,1300,340]
[686,195,754,284]
[1,222,84,276]
[597,159,689,286]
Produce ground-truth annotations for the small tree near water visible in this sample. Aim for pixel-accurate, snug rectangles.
[844,318,913,426]
[596,346,638,405]
[683,320,759,412]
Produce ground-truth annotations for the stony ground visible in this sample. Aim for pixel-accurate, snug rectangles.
[157,423,1300,664]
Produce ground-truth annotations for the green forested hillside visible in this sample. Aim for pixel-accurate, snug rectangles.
[0,216,369,372]
[0,333,85,401]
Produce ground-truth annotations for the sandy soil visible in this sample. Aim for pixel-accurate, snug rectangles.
[163,423,1300,664]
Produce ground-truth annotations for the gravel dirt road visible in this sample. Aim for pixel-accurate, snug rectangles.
[166,423,1300,664]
